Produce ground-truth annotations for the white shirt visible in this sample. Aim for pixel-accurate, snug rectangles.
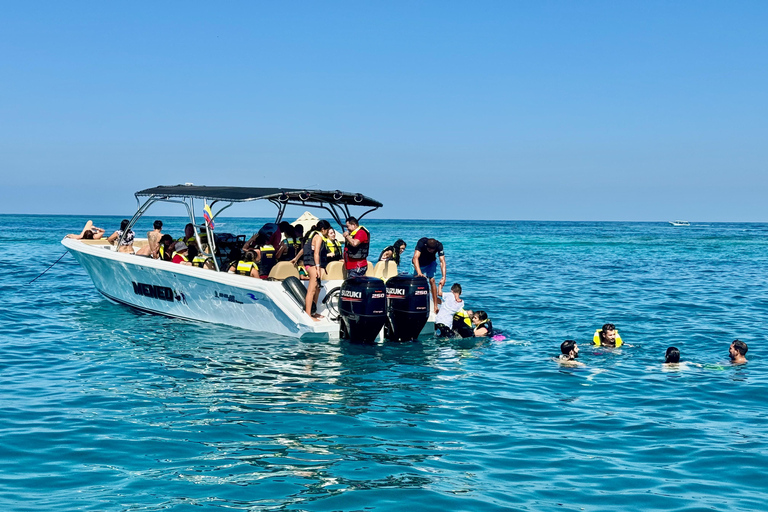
[435,291,463,326]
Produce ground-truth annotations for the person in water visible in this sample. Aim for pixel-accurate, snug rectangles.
[66,220,105,240]
[472,311,493,337]
[558,340,584,366]
[729,339,748,365]
[343,216,370,278]
[413,237,446,314]
[434,283,465,338]
[594,323,623,347]
[664,347,680,364]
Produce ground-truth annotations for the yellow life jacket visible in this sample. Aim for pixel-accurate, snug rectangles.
[325,237,342,258]
[345,226,370,259]
[453,310,473,329]
[192,255,209,268]
[159,245,165,260]
[593,329,623,347]
[235,260,258,276]
[172,251,189,262]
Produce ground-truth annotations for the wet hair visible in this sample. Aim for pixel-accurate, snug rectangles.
[82,230,94,240]
[474,310,488,321]
[602,323,616,333]
[665,347,680,363]
[153,220,163,230]
[120,219,130,231]
[345,217,359,227]
[732,339,748,355]
[451,283,462,294]
[561,340,577,355]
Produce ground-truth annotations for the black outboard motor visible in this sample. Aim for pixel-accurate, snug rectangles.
[384,275,430,341]
[339,277,387,343]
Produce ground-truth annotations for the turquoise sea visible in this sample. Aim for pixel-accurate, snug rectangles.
[2,214,767,511]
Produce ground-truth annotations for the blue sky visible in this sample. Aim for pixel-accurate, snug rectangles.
[1,1,767,221]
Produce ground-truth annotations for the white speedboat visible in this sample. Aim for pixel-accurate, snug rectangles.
[669,220,691,226]
[63,185,434,340]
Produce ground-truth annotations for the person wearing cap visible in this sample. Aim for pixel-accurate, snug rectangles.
[171,242,193,265]
[413,237,446,313]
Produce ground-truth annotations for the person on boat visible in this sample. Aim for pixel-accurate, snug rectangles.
[278,221,301,262]
[256,233,279,279]
[171,242,193,266]
[434,283,466,338]
[158,234,175,262]
[192,243,215,270]
[244,223,283,258]
[303,220,331,320]
[378,239,407,271]
[66,220,105,240]
[343,217,370,278]
[228,251,259,277]
[472,311,493,337]
[558,340,584,366]
[729,339,748,365]
[107,219,135,253]
[413,237,446,313]
[136,220,164,258]
[325,228,343,263]
[593,323,623,347]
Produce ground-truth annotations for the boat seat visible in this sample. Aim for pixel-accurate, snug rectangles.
[365,261,375,276]
[324,261,344,281]
[373,260,398,281]
[268,261,300,281]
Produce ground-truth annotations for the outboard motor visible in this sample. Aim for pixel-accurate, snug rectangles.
[384,275,430,341]
[339,277,387,343]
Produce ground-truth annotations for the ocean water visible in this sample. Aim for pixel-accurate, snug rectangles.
[1,214,767,511]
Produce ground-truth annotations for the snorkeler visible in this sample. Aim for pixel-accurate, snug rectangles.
[729,340,748,365]
[593,323,623,347]
[664,346,680,364]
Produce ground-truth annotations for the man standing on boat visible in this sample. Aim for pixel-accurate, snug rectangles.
[413,237,446,313]
[342,217,370,279]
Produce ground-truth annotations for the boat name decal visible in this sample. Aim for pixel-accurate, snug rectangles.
[132,281,176,303]
[214,291,243,304]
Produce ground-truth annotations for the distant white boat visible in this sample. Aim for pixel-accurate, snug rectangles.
[669,220,690,226]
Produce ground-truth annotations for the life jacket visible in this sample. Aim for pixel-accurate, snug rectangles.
[452,310,476,338]
[345,226,370,260]
[302,230,328,266]
[192,255,209,268]
[325,238,342,261]
[234,260,258,276]
[280,236,301,261]
[159,245,166,260]
[259,244,277,277]
[172,251,189,263]
[593,330,623,347]
[475,319,493,336]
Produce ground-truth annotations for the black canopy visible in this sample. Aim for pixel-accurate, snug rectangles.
[135,185,382,208]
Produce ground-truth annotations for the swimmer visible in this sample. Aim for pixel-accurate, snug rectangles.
[664,346,680,364]
[729,339,748,365]
[558,339,584,367]
[593,323,623,347]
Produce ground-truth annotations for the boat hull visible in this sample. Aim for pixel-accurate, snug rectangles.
[63,238,435,340]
